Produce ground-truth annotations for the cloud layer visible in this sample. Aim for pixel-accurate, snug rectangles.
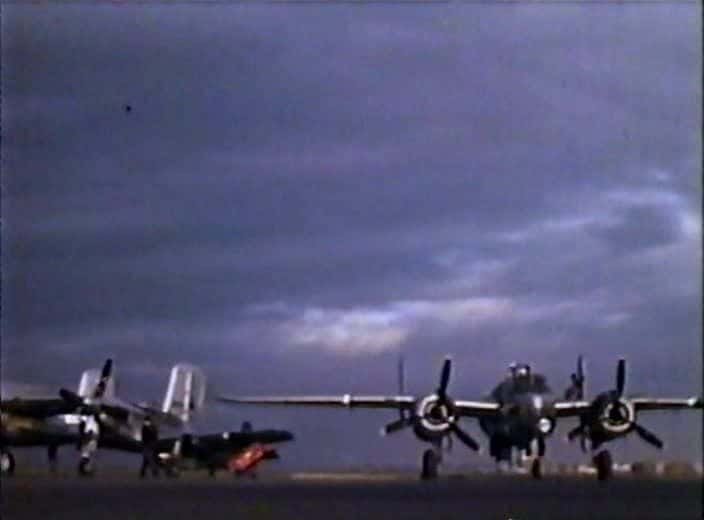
[2,4,700,467]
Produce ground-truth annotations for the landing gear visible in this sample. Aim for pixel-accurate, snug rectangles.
[0,450,15,475]
[420,448,441,480]
[530,437,545,479]
[165,468,180,478]
[593,449,613,481]
[208,465,217,478]
[48,445,59,474]
[78,456,95,477]
[491,437,513,474]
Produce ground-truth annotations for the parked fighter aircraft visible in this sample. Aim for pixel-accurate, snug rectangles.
[60,360,207,475]
[219,356,702,480]
[154,421,294,478]
[1,359,206,476]
[1,384,88,475]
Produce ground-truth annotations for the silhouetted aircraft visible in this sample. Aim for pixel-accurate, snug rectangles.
[153,421,294,478]
[1,359,206,476]
[219,356,702,480]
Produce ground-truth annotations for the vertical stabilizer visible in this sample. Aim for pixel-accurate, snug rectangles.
[162,364,206,422]
[77,367,116,401]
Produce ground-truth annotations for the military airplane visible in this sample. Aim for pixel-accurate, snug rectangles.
[153,421,294,478]
[1,381,89,476]
[219,356,702,480]
[1,359,206,476]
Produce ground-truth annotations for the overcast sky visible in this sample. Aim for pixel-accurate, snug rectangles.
[2,3,701,469]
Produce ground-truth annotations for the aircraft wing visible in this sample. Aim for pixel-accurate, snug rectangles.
[552,397,702,417]
[155,429,293,456]
[0,398,77,419]
[97,431,144,453]
[128,402,184,427]
[218,395,417,410]
[553,400,592,417]
[453,400,502,417]
[631,397,702,411]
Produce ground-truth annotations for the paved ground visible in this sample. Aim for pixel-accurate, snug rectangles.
[2,473,702,520]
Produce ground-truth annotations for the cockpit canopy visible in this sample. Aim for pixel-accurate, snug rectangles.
[493,363,552,401]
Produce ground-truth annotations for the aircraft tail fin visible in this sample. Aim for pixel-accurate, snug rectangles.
[77,364,116,400]
[161,363,207,423]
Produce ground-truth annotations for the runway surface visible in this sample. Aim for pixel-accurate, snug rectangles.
[2,474,702,520]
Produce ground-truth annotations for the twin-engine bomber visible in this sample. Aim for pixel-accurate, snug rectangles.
[219,356,702,480]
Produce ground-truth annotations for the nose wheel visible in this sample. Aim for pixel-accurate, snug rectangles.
[420,447,441,480]
[593,449,613,481]
[48,445,58,474]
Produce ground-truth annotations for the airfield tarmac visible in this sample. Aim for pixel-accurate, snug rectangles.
[2,473,702,520]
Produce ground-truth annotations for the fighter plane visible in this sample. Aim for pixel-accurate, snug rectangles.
[219,356,702,480]
[154,421,294,478]
[1,381,89,476]
[1,359,206,476]
[62,359,207,475]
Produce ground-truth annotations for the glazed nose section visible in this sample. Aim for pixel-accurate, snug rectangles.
[517,394,556,436]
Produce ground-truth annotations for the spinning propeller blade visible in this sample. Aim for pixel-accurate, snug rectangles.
[93,358,113,399]
[437,356,452,400]
[575,355,585,399]
[381,416,414,436]
[633,423,664,449]
[450,423,479,451]
[616,359,626,397]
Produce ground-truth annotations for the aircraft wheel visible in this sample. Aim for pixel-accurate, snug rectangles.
[78,456,95,477]
[165,466,180,478]
[531,458,543,480]
[0,451,16,475]
[48,445,59,474]
[420,449,439,481]
[593,450,613,482]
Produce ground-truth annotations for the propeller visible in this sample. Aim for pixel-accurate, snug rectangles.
[431,357,479,451]
[380,356,480,452]
[615,359,625,397]
[450,423,479,451]
[93,358,113,399]
[381,416,414,435]
[565,355,586,401]
[609,359,663,449]
[565,356,589,452]
[59,359,115,454]
[568,358,664,452]
[381,355,412,435]
[398,356,408,422]
[632,423,664,449]
[437,357,452,403]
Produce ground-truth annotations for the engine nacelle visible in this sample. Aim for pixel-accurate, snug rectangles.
[597,397,635,435]
[414,394,457,441]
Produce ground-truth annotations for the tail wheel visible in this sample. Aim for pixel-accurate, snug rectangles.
[1,451,16,475]
[594,450,613,481]
[420,449,439,480]
[531,458,543,480]
[78,457,95,477]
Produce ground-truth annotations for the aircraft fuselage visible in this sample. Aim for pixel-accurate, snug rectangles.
[478,374,557,453]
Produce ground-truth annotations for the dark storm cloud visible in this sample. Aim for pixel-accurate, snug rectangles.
[2,4,700,466]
